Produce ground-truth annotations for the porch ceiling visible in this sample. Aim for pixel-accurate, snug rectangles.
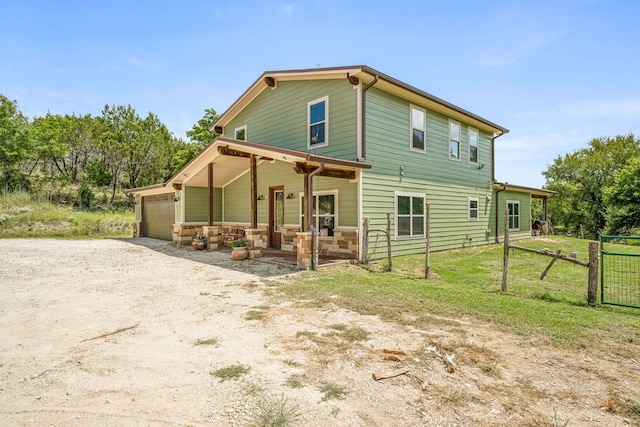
[182,154,253,188]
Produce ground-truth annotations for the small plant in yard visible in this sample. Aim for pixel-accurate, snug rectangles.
[193,233,207,241]
[319,383,348,401]
[284,374,304,389]
[603,395,640,422]
[325,323,369,342]
[246,309,266,321]
[526,407,570,427]
[210,364,250,381]
[295,330,317,339]
[247,394,301,427]
[194,337,219,347]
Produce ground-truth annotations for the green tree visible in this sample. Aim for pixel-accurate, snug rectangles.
[603,156,640,234]
[543,134,640,238]
[186,108,220,146]
[0,95,31,191]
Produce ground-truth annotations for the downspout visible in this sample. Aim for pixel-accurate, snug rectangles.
[307,163,325,270]
[357,74,378,262]
[359,74,379,161]
[492,130,507,244]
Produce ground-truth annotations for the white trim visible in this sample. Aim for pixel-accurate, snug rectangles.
[507,199,520,231]
[410,104,426,153]
[468,126,478,165]
[234,125,247,141]
[449,119,461,161]
[307,95,329,149]
[394,191,426,240]
[468,197,479,221]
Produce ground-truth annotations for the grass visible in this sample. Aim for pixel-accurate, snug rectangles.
[319,383,348,401]
[194,337,219,347]
[0,191,133,238]
[210,364,250,381]
[277,236,640,350]
[247,394,301,427]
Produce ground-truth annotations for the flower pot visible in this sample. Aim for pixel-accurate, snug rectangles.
[231,246,248,260]
[192,240,206,250]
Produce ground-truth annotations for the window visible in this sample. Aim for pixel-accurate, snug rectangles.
[308,96,328,148]
[235,125,247,141]
[300,191,336,236]
[395,192,425,238]
[468,127,478,164]
[449,120,461,160]
[468,197,479,221]
[410,105,426,152]
[507,200,520,230]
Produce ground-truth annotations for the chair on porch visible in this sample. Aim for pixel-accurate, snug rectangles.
[222,226,246,246]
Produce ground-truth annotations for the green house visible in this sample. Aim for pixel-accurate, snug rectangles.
[126,66,554,267]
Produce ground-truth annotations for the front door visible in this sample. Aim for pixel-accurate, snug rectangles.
[269,186,284,249]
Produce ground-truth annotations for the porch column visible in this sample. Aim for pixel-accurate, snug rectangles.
[250,154,257,229]
[208,162,214,226]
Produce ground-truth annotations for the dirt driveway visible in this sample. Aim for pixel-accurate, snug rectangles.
[1,238,639,426]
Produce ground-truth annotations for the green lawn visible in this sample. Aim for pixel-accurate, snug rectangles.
[277,236,640,350]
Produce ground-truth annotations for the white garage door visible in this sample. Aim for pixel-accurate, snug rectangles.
[143,194,174,241]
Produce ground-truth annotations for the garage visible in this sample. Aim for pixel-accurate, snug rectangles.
[142,193,175,240]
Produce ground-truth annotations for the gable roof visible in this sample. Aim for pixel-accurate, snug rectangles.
[212,65,509,135]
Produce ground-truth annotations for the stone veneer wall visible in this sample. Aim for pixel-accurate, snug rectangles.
[132,221,141,238]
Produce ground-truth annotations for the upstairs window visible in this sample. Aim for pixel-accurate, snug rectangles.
[468,197,479,221]
[507,200,520,230]
[308,96,328,148]
[468,127,478,164]
[395,192,425,239]
[449,120,461,160]
[235,125,247,141]
[410,105,426,152]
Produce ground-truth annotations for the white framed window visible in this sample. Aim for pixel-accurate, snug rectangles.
[395,191,425,239]
[468,127,478,164]
[307,96,329,149]
[410,105,426,152]
[449,120,461,160]
[468,197,479,221]
[235,125,247,141]
[507,200,520,230]
[300,190,337,236]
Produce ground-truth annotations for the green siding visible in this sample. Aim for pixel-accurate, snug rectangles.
[362,87,499,257]
[223,79,358,160]
[222,160,358,228]
[184,186,222,223]
[365,88,494,188]
[493,190,532,241]
[362,171,495,257]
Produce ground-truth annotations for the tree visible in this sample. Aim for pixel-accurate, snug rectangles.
[604,156,640,234]
[186,108,220,146]
[543,134,640,238]
[0,95,31,191]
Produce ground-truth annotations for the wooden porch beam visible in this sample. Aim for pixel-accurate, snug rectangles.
[218,146,272,161]
[293,162,355,180]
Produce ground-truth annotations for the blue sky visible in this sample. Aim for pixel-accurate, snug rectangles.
[2,0,639,188]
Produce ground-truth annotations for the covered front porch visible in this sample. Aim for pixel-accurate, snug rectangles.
[128,138,370,269]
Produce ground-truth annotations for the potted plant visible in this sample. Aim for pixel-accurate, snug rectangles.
[228,237,248,260]
[192,233,207,250]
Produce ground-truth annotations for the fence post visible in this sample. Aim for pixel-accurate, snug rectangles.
[386,213,392,271]
[588,241,598,306]
[362,217,370,264]
[502,209,509,292]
